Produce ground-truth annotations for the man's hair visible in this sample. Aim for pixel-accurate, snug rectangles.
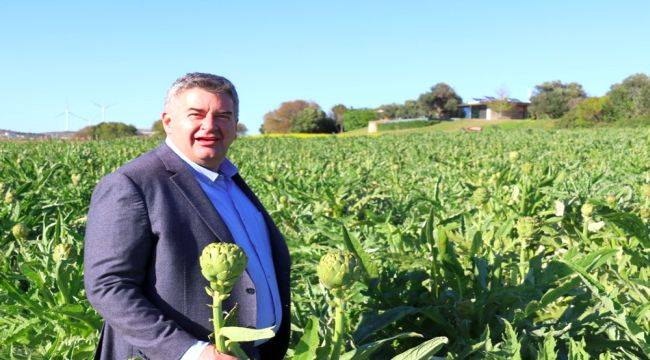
[165,72,239,120]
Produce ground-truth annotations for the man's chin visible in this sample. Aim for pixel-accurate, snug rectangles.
[194,153,224,169]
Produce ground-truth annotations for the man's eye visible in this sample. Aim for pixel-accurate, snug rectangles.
[189,114,202,118]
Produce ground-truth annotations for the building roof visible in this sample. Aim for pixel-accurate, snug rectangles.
[460,97,530,107]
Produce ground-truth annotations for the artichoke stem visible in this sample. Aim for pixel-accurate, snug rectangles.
[330,297,346,360]
[518,236,527,284]
[213,290,227,354]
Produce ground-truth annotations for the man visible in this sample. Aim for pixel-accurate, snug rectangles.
[84,73,291,360]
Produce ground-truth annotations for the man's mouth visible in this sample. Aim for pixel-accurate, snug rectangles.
[195,136,221,146]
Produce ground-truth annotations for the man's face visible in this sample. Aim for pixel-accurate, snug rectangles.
[162,88,237,170]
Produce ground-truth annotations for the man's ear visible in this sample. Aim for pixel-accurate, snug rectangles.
[161,112,172,133]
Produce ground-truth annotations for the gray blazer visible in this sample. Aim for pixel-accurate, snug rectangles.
[83,143,291,360]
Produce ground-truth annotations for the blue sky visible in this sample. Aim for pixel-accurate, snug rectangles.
[1,0,649,134]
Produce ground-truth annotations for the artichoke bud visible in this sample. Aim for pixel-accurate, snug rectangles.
[640,207,650,220]
[508,151,520,162]
[516,217,536,240]
[200,243,248,295]
[317,250,360,296]
[471,187,488,207]
[4,190,14,205]
[642,184,650,199]
[521,162,533,175]
[581,203,594,219]
[53,243,72,263]
[554,200,565,217]
[606,194,617,206]
[12,223,28,240]
[489,172,500,185]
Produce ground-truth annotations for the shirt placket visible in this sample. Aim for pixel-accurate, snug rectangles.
[222,177,278,327]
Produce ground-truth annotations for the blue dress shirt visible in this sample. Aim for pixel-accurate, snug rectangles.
[165,139,282,359]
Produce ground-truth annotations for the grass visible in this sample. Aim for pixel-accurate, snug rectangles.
[377,119,439,131]
[341,118,557,136]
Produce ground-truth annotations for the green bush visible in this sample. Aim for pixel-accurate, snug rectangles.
[558,97,608,128]
[377,119,439,131]
[75,122,138,140]
[343,109,377,131]
[613,115,650,127]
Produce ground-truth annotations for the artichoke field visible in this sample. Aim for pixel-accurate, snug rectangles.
[0,128,649,359]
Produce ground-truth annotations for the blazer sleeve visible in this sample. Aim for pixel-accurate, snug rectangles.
[83,172,196,360]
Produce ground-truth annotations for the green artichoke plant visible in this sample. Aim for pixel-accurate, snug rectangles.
[317,250,359,296]
[515,216,536,241]
[11,223,28,240]
[640,206,650,220]
[317,250,360,359]
[606,193,617,207]
[515,217,537,282]
[71,174,81,186]
[199,242,274,359]
[471,187,488,207]
[581,203,594,219]
[508,151,520,162]
[200,242,248,299]
[642,184,650,199]
[53,243,72,263]
[4,190,14,205]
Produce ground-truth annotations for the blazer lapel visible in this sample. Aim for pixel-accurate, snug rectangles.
[155,142,234,244]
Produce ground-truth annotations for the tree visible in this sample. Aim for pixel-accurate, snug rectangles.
[529,81,586,119]
[376,103,401,119]
[417,83,463,119]
[396,100,426,119]
[291,108,337,133]
[74,122,138,140]
[342,109,377,131]
[152,119,165,137]
[236,122,248,136]
[262,100,318,133]
[486,86,514,118]
[603,73,650,121]
[330,104,349,131]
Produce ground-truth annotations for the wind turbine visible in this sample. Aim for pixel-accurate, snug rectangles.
[93,102,116,123]
[58,103,71,131]
[56,104,89,131]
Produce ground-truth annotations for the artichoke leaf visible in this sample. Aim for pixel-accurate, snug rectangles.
[218,326,276,342]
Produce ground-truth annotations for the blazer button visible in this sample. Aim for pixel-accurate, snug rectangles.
[246,288,255,295]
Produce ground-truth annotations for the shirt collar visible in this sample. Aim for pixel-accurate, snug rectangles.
[165,137,238,182]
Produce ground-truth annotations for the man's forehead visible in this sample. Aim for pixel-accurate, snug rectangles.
[174,88,234,109]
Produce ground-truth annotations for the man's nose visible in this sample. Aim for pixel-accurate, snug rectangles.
[200,115,217,131]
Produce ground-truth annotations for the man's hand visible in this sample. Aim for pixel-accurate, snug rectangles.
[199,344,239,360]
